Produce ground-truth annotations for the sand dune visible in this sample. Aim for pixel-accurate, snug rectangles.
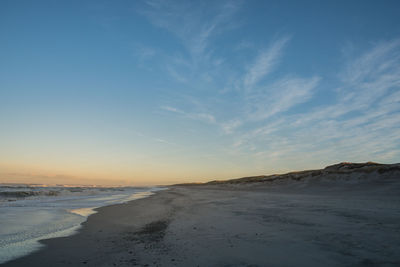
[177,162,400,186]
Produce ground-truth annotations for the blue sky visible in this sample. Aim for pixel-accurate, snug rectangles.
[1,0,400,185]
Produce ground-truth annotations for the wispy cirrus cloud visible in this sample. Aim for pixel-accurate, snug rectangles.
[338,40,400,112]
[293,39,400,124]
[161,106,216,124]
[159,36,320,137]
[154,138,177,146]
[245,75,320,121]
[229,39,400,169]
[142,0,240,58]
[341,39,400,86]
[138,0,243,87]
[161,106,183,114]
[139,2,400,167]
[243,36,290,92]
[217,37,319,131]
[221,119,242,134]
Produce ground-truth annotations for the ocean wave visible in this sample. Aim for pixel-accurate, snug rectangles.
[0,190,60,198]
[0,186,153,202]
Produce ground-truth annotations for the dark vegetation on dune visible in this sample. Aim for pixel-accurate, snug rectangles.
[175,162,400,186]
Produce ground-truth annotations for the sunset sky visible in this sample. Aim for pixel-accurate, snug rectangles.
[1,0,400,186]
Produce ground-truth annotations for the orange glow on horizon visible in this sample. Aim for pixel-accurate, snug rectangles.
[0,160,253,187]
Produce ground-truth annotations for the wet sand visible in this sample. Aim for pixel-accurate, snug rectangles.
[4,176,400,267]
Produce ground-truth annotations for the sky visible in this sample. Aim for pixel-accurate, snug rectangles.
[1,0,400,186]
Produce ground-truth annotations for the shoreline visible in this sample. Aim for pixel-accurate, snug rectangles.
[3,188,176,266]
[3,179,400,267]
[0,188,160,265]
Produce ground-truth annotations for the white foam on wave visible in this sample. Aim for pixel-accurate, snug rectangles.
[69,207,98,217]
[0,224,82,265]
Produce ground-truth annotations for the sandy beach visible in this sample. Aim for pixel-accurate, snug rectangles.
[4,165,400,267]
[2,1,400,265]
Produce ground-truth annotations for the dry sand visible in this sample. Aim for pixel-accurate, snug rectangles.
[3,166,400,266]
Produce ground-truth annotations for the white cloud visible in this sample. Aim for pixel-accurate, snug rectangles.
[161,106,216,124]
[161,106,184,113]
[188,113,216,124]
[143,4,400,167]
[228,39,400,167]
[139,1,242,85]
[341,39,400,85]
[221,119,242,134]
[243,37,290,91]
[337,39,400,111]
[214,37,319,137]
[246,76,320,121]
[142,0,240,58]
[154,138,176,146]
[166,65,188,83]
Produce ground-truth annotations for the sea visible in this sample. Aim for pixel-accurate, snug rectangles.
[0,184,163,264]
